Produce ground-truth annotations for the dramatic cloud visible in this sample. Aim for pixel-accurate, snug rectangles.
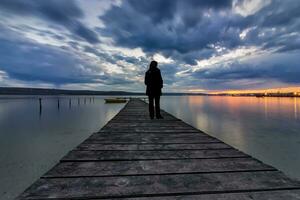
[99,0,240,64]
[0,0,99,43]
[0,0,299,91]
[0,26,102,84]
[98,0,300,90]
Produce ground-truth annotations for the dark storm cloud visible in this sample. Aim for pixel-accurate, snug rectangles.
[258,0,300,28]
[83,45,148,66]
[0,33,133,85]
[0,0,99,43]
[0,23,140,87]
[128,0,232,22]
[0,26,116,85]
[159,63,183,85]
[238,0,300,51]
[99,0,300,62]
[99,0,239,64]
[190,54,300,86]
[175,62,300,90]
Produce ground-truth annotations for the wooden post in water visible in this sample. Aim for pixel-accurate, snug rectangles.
[39,98,42,109]
[84,98,86,104]
[39,98,42,116]
[78,98,80,105]
[57,98,60,110]
[69,98,71,108]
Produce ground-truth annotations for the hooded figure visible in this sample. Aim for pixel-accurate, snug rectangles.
[144,61,163,119]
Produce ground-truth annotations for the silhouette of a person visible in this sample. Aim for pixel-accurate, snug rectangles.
[144,61,163,119]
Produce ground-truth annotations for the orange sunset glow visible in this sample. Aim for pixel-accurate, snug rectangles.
[208,86,300,95]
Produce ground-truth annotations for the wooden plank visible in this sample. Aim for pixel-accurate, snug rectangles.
[98,130,201,134]
[103,123,195,127]
[103,126,197,129]
[104,122,190,127]
[76,143,232,150]
[88,133,212,141]
[61,149,248,161]
[18,171,300,199]
[102,126,195,130]
[110,118,179,122]
[106,190,300,200]
[112,114,177,118]
[44,157,274,178]
[109,119,183,123]
[83,135,219,144]
[98,131,204,135]
[109,119,182,122]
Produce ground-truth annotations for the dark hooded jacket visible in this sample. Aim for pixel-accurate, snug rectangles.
[144,67,163,96]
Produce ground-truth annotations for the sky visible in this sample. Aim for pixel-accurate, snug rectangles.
[0,0,299,93]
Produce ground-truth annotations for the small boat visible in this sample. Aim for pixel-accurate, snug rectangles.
[105,98,127,103]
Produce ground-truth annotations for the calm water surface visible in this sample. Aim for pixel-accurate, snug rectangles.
[0,96,124,200]
[1,95,300,200]
[161,96,300,181]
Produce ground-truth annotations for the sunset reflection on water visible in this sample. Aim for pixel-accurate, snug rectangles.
[188,96,300,119]
[160,96,300,181]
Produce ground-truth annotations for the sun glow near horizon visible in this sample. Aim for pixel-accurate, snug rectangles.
[207,86,300,95]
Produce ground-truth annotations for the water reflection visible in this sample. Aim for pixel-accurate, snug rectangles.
[264,98,268,119]
[161,96,300,181]
[0,96,124,200]
[295,98,298,119]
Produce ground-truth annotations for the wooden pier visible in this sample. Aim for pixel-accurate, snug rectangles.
[18,99,300,199]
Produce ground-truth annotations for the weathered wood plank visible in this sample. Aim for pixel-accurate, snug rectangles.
[108,190,300,200]
[97,131,204,135]
[18,171,300,199]
[99,127,203,135]
[84,135,219,144]
[104,122,191,127]
[76,143,231,150]
[109,119,183,123]
[111,118,179,122]
[103,125,199,132]
[109,119,182,122]
[103,122,195,126]
[88,133,212,141]
[61,149,248,161]
[44,157,274,178]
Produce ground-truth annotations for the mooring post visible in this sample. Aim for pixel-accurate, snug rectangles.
[78,98,80,105]
[69,98,71,108]
[39,98,42,109]
[39,98,42,116]
[57,98,60,110]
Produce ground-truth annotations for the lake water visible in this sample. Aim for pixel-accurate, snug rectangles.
[161,96,300,181]
[1,95,300,200]
[0,96,124,200]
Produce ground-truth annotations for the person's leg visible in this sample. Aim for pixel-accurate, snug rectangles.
[148,95,154,119]
[155,95,163,119]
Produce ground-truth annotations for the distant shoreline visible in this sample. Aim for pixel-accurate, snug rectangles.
[0,87,206,96]
[0,87,299,97]
[211,94,300,98]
